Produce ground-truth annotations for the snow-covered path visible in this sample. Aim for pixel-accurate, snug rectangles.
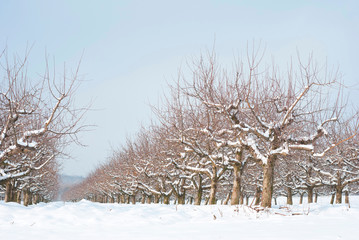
[1,197,359,240]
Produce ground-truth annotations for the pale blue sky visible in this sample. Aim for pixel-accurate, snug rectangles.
[1,0,358,176]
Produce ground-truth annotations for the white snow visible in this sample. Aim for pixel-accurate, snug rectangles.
[0,196,359,239]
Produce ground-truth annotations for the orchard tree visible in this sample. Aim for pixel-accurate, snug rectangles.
[174,48,348,208]
[0,47,87,204]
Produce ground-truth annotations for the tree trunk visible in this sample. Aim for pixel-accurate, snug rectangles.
[141,194,146,204]
[299,192,304,204]
[28,192,33,206]
[254,186,261,206]
[330,193,335,204]
[223,191,231,205]
[307,187,313,204]
[245,195,249,205]
[194,187,203,205]
[154,194,160,204]
[314,193,318,203]
[147,195,152,204]
[16,191,22,204]
[261,158,275,208]
[23,190,29,206]
[163,195,170,205]
[5,181,14,202]
[177,193,185,205]
[231,163,242,205]
[274,197,277,205]
[345,191,350,206]
[286,186,293,205]
[208,178,218,205]
[335,186,342,204]
[194,185,203,205]
[131,194,136,204]
[33,194,38,204]
[120,194,126,204]
[240,193,244,205]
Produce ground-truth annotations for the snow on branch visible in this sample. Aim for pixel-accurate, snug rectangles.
[171,159,213,178]
[243,136,268,165]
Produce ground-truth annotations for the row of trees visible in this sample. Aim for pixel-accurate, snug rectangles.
[0,48,85,205]
[64,49,359,208]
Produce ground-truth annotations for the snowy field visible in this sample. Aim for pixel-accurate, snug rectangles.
[1,196,359,240]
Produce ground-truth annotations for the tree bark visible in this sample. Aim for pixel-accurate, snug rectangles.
[23,191,29,206]
[32,194,38,204]
[335,174,342,204]
[314,193,318,203]
[154,194,160,204]
[194,175,203,205]
[120,194,126,204]
[307,187,313,204]
[240,193,244,205]
[231,163,242,205]
[162,194,169,205]
[335,186,342,204]
[254,186,261,205]
[286,186,293,205]
[146,195,152,204]
[330,193,335,204]
[141,194,146,204]
[345,191,349,206]
[177,192,185,205]
[4,181,15,202]
[194,187,202,205]
[28,192,33,206]
[16,191,22,204]
[261,157,275,208]
[299,192,304,204]
[208,178,218,205]
[223,191,231,205]
[131,194,136,204]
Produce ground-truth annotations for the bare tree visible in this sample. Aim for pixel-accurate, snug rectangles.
[0,47,87,204]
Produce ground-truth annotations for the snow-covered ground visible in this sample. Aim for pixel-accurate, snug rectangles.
[1,196,358,240]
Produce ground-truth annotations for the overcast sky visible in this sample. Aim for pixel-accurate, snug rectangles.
[1,0,358,176]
